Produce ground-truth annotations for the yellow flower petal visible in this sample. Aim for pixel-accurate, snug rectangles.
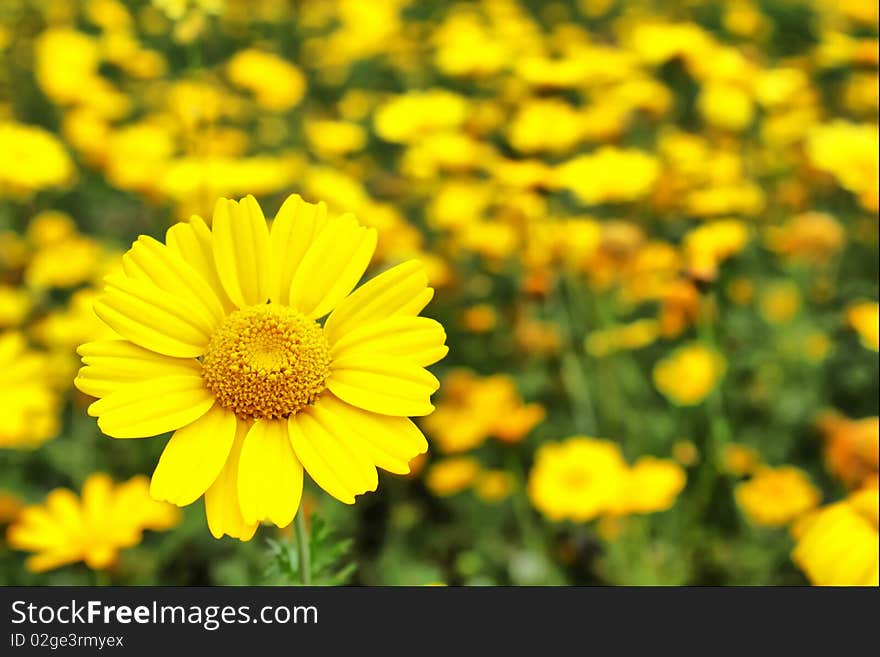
[330,316,448,367]
[75,339,201,399]
[150,404,237,507]
[288,404,379,504]
[327,355,439,417]
[314,394,428,474]
[323,260,433,344]
[123,235,226,326]
[204,422,258,541]
[27,553,82,573]
[269,194,329,305]
[87,375,214,438]
[288,213,377,319]
[45,489,84,534]
[211,195,271,308]
[237,419,304,527]
[95,274,214,358]
[12,490,80,548]
[166,215,236,312]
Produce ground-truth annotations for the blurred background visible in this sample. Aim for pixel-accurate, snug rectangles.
[0,0,877,586]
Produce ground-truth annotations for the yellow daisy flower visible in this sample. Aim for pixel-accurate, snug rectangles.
[7,473,180,573]
[75,194,447,540]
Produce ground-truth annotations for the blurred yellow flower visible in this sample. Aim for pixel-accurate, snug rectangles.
[226,49,306,111]
[684,219,749,281]
[0,122,74,197]
[610,457,687,515]
[33,27,102,106]
[658,280,701,338]
[0,286,31,328]
[103,121,175,195]
[425,457,481,497]
[722,443,762,476]
[585,318,660,357]
[31,288,119,352]
[653,343,726,406]
[847,301,879,351]
[624,21,713,65]
[474,470,515,503]
[723,1,766,38]
[698,82,754,131]
[26,211,77,246]
[792,485,878,586]
[423,370,544,452]
[554,147,659,205]
[160,154,304,215]
[6,473,180,573]
[803,331,832,363]
[507,98,585,154]
[0,332,59,449]
[62,108,112,165]
[433,10,509,78]
[726,277,754,305]
[26,235,104,290]
[735,466,820,527]
[765,212,845,264]
[758,281,801,325]
[528,437,628,522]
[373,89,468,144]
[153,0,223,21]
[460,304,497,334]
[806,121,879,212]
[305,119,366,159]
[672,440,700,466]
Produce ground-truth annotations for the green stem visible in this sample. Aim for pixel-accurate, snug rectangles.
[691,291,732,517]
[555,274,597,434]
[505,452,542,553]
[294,512,311,586]
[93,568,111,587]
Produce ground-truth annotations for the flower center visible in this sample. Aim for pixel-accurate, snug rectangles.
[563,469,592,491]
[201,305,331,420]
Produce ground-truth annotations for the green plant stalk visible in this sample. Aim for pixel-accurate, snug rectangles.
[93,568,111,587]
[692,291,733,518]
[294,512,311,586]
[555,274,598,434]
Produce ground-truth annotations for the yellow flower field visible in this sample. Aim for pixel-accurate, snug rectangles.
[0,0,877,586]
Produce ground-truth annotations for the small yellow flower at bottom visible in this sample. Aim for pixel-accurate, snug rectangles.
[6,473,180,573]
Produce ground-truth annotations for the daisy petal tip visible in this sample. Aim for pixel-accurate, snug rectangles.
[86,399,102,418]
[72,375,89,395]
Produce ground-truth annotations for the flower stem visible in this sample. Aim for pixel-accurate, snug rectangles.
[93,568,111,587]
[294,512,311,586]
[691,291,732,518]
[555,274,597,434]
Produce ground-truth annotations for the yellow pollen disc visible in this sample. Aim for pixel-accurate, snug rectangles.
[201,305,332,420]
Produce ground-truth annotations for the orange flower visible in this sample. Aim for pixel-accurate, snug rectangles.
[817,412,879,489]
